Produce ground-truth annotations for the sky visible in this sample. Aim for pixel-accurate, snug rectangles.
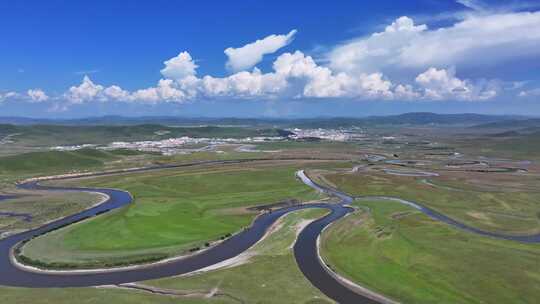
[1,0,540,118]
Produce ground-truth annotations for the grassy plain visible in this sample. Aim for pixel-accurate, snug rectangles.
[2,209,332,304]
[0,148,154,182]
[324,171,540,234]
[19,160,328,268]
[0,191,102,237]
[321,199,540,304]
[145,208,333,303]
[3,121,539,303]
[450,131,540,161]
[0,286,230,304]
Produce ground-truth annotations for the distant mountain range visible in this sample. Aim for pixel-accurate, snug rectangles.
[471,118,540,138]
[0,112,529,128]
[472,118,540,129]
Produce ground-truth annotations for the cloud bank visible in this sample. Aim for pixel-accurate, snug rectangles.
[328,12,540,74]
[4,8,540,110]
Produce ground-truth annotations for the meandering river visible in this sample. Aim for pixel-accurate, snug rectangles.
[1,161,538,304]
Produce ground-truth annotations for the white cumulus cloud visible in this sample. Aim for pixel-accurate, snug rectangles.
[131,79,187,103]
[102,85,130,100]
[160,51,198,80]
[328,12,540,74]
[65,76,135,103]
[64,76,189,104]
[225,30,297,72]
[27,89,49,102]
[415,67,497,101]
[65,76,105,103]
[273,51,394,99]
[198,51,395,99]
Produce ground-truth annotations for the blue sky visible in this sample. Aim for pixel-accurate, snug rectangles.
[1,0,540,118]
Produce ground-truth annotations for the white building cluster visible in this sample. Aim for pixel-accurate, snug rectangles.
[50,136,285,155]
[289,128,364,141]
[51,144,97,151]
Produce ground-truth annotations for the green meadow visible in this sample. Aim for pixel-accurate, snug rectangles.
[0,191,102,236]
[0,148,149,176]
[19,161,325,268]
[2,209,332,304]
[145,208,333,303]
[321,199,540,304]
[324,172,540,235]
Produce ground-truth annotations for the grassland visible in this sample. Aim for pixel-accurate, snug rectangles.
[3,121,540,303]
[442,130,540,161]
[2,209,332,304]
[0,149,113,173]
[0,191,102,237]
[321,199,540,304]
[0,148,153,179]
[0,286,230,304]
[323,171,540,234]
[0,145,262,188]
[0,124,289,147]
[255,141,357,151]
[144,208,333,303]
[19,160,328,268]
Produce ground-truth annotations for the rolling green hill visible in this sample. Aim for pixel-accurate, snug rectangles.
[471,118,540,130]
[0,124,289,146]
[0,148,139,174]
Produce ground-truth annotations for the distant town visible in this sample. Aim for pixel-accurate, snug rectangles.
[49,128,365,155]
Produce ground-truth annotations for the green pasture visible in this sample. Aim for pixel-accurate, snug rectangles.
[19,161,324,268]
[321,199,540,304]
